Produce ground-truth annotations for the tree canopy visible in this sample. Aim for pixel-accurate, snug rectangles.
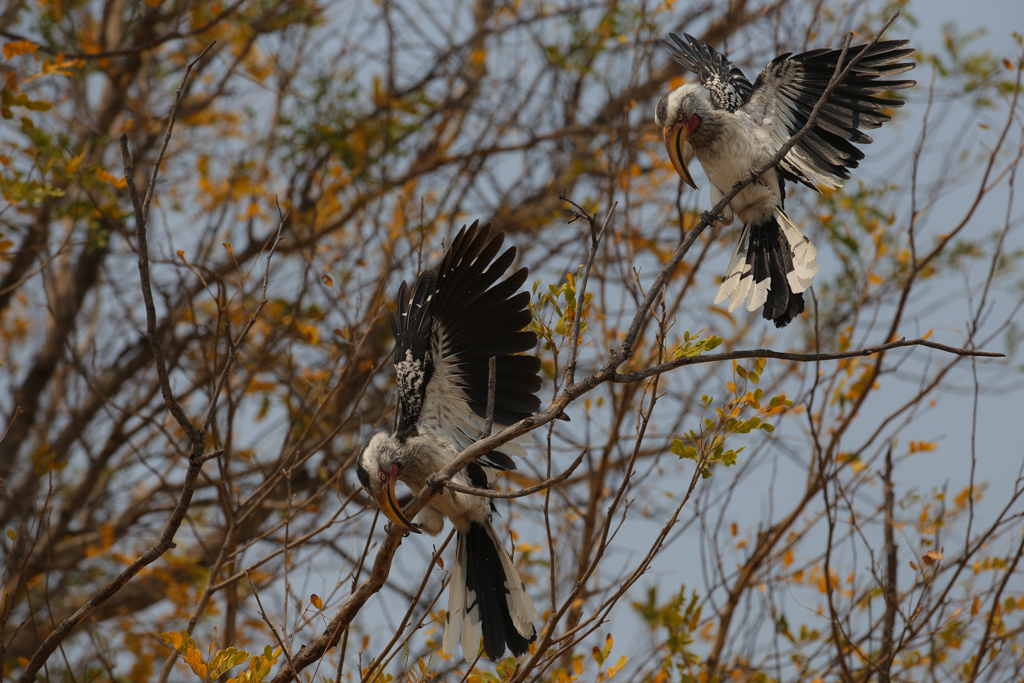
[2,1,1023,682]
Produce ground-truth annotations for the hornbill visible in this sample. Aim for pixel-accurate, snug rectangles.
[655,33,915,327]
[356,222,541,662]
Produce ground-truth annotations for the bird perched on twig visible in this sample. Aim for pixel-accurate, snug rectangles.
[655,33,915,327]
[356,222,541,662]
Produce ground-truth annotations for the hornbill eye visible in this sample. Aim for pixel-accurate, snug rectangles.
[378,462,401,483]
[676,111,683,122]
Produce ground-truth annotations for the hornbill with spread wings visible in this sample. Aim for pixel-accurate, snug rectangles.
[655,33,915,327]
[356,222,541,662]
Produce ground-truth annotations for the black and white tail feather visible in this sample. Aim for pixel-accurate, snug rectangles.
[713,209,819,327]
[444,520,538,661]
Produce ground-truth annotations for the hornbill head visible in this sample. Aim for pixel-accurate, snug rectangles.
[356,432,421,534]
[655,83,708,190]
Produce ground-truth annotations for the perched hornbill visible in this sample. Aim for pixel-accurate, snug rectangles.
[655,33,916,327]
[356,222,541,662]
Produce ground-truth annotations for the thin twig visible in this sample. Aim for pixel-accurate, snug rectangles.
[483,356,497,439]
[0,407,22,446]
[560,190,615,387]
[611,336,1002,384]
[201,449,225,463]
[246,571,298,683]
[442,450,587,499]
[819,433,855,683]
[118,40,215,442]
[143,42,218,228]
[201,212,287,433]
[969,533,1024,681]
[879,446,898,683]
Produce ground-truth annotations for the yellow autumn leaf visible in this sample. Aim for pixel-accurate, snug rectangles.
[971,596,981,615]
[573,659,583,675]
[310,593,322,609]
[184,646,207,679]
[922,550,943,567]
[94,167,127,189]
[65,150,85,174]
[468,47,487,67]
[3,40,39,60]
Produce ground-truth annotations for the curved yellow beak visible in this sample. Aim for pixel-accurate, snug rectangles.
[664,119,697,190]
[373,466,420,534]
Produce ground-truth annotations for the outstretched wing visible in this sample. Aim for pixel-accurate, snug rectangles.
[397,221,541,470]
[662,32,753,112]
[741,40,916,190]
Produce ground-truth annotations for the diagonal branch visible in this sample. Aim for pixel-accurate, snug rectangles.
[119,41,216,443]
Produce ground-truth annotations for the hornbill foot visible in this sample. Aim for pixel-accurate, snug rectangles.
[701,209,725,225]
[384,521,414,538]
[426,472,450,488]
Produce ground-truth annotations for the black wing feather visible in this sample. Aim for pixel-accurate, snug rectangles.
[744,40,916,190]
[405,220,541,470]
[662,32,753,112]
